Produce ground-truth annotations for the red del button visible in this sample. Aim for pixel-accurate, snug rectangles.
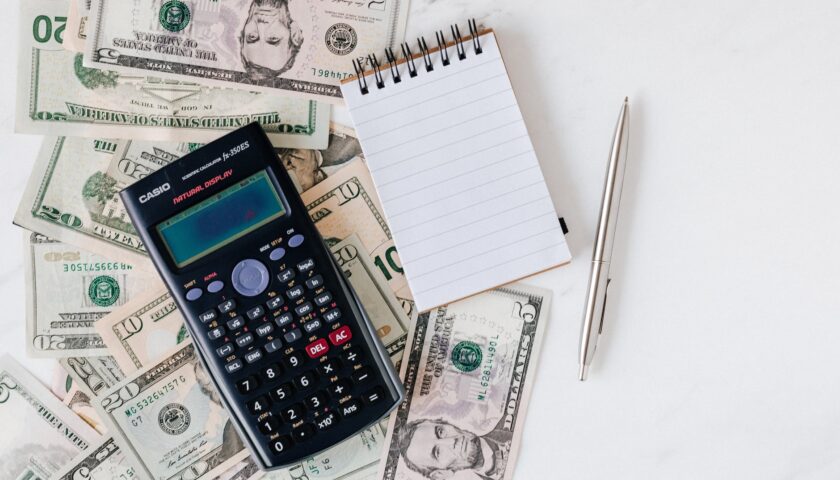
[328,325,352,346]
[305,338,329,358]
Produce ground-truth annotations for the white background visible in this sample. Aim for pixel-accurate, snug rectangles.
[2,1,840,478]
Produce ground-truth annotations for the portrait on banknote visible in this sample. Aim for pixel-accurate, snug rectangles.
[240,0,304,79]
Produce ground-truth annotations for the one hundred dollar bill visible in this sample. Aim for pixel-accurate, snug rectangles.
[98,342,249,480]
[18,0,328,148]
[14,136,153,266]
[50,436,136,480]
[96,285,190,374]
[63,384,108,434]
[59,355,126,399]
[378,284,552,480]
[84,0,410,103]
[0,354,100,479]
[301,159,415,318]
[25,231,157,357]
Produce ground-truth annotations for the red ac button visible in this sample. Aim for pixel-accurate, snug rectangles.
[305,338,329,358]
[328,325,352,346]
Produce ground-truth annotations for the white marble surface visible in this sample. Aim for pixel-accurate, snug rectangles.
[3,1,840,478]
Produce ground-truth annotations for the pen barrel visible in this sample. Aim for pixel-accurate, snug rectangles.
[579,260,610,363]
[591,102,630,264]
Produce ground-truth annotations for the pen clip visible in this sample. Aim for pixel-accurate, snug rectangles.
[598,278,611,335]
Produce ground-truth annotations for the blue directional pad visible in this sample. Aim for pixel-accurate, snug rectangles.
[232,258,269,297]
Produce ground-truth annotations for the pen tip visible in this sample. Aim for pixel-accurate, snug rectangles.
[624,96,629,103]
[578,364,588,381]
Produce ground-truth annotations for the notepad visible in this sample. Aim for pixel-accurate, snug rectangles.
[341,26,571,311]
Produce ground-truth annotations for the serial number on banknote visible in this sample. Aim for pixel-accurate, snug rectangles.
[125,374,188,416]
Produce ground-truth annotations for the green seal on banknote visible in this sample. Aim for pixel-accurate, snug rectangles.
[88,275,120,307]
[159,1,190,32]
[158,403,191,435]
[451,341,482,372]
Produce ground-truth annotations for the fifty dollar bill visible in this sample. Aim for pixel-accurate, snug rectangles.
[84,0,409,103]
[378,284,552,480]
[19,0,328,148]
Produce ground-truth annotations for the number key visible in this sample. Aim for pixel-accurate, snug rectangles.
[304,391,328,410]
[262,363,283,381]
[236,375,259,394]
[247,396,271,415]
[284,351,306,369]
[270,436,293,455]
[280,403,305,423]
[295,371,317,390]
[270,383,294,402]
[258,416,280,435]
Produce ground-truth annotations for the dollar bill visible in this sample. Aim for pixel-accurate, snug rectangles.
[96,285,190,374]
[98,342,249,480]
[0,354,100,479]
[50,436,136,480]
[84,0,410,103]
[64,0,87,53]
[14,136,154,267]
[378,284,552,480]
[59,355,126,399]
[63,384,108,434]
[25,231,157,357]
[301,159,415,318]
[332,234,407,363]
[18,0,328,148]
[107,139,199,184]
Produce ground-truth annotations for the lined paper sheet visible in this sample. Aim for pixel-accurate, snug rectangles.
[341,31,571,311]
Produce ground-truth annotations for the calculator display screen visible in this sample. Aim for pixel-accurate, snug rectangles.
[156,170,285,267]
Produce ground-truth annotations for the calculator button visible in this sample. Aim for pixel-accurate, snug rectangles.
[286,285,305,300]
[304,391,328,410]
[341,346,362,364]
[328,380,352,398]
[236,376,260,394]
[247,396,271,415]
[328,325,352,346]
[305,275,324,290]
[207,280,224,293]
[216,343,235,357]
[340,399,362,418]
[305,338,329,359]
[265,339,283,353]
[288,234,304,248]
[269,247,286,261]
[198,309,217,323]
[295,302,314,317]
[270,383,294,402]
[185,287,202,301]
[363,387,385,405]
[316,410,339,431]
[255,323,275,337]
[293,423,316,442]
[208,327,225,341]
[267,296,284,310]
[317,358,341,376]
[281,403,306,423]
[270,436,293,455]
[303,319,322,334]
[277,268,294,283]
[323,308,342,323]
[284,328,303,343]
[226,316,245,331]
[235,333,254,348]
[218,299,236,313]
[295,371,317,390]
[275,312,294,327]
[244,349,263,364]
[246,305,265,320]
[225,359,243,374]
[284,351,306,369]
[232,259,270,297]
[296,258,315,274]
[262,363,283,381]
[352,367,373,383]
[314,291,333,307]
[258,416,281,435]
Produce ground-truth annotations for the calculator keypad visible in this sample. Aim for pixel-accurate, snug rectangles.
[191,231,394,464]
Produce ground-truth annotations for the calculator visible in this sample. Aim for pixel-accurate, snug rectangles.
[120,123,404,470]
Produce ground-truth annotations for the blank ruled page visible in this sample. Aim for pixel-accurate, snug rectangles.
[341,30,571,311]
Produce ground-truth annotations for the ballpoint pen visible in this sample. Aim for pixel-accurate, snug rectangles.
[579,97,630,381]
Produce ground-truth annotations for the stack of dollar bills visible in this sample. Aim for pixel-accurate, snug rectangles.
[5,1,554,480]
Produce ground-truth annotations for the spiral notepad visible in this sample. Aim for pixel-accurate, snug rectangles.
[340,21,571,311]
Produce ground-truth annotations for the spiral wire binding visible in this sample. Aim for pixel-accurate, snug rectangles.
[354,19,484,95]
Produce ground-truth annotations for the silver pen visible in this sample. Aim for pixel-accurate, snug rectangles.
[579,97,630,381]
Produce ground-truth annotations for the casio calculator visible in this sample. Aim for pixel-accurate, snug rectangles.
[120,123,404,470]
